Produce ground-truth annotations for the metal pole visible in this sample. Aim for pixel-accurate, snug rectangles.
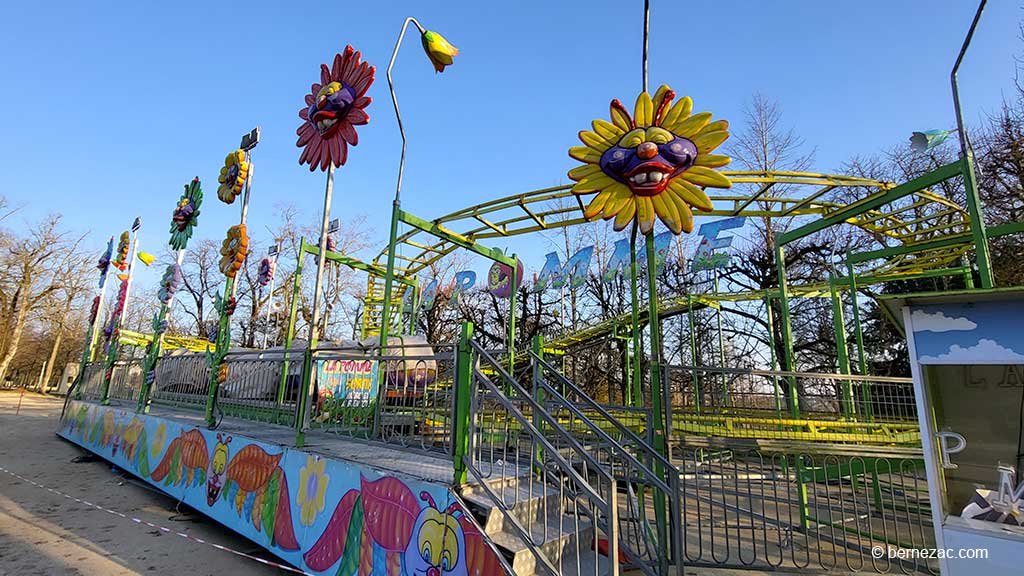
[829,274,854,418]
[206,138,257,427]
[764,290,782,418]
[952,0,994,289]
[101,220,140,405]
[277,239,305,406]
[846,257,872,421]
[629,223,642,407]
[508,257,518,374]
[138,248,186,413]
[714,270,728,406]
[687,294,700,415]
[773,244,799,418]
[261,250,279,349]
[299,164,335,441]
[379,16,425,349]
[75,236,114,400]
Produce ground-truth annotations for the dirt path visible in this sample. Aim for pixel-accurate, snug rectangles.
[0,391,284,575]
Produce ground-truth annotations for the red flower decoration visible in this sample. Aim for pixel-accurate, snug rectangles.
[296,45,375,171]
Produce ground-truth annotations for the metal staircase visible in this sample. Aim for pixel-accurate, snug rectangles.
[459,343,682,576]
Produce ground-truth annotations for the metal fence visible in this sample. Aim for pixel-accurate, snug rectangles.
[78,362,107,401]
[676,446,936,574]
[308,343,455,454]
[150,352,211,410]
[217,349,304,425]
[664,365,921,445]
[107,359,144,403]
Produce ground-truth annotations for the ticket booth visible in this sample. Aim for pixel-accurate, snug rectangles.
[886,290,1024,574]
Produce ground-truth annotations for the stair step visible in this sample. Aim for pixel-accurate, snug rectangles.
[486,520,599,576]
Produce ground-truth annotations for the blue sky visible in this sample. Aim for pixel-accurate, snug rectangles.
[913,303,1024,362]
[1,1,1021,290]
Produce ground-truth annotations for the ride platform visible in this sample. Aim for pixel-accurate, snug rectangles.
[57,399,505,576]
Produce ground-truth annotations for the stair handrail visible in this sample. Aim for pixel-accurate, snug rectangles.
[531,351,683,576]
[466,341,621,576]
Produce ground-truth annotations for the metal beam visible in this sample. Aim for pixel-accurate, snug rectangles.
[732,182,775,215]
[778,161,962,246]
[781,185,836,216]
[301,243,416,288]
[848,232,972,264]
[398,209,516,266]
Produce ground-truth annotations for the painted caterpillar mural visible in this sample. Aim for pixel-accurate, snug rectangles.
[58,401,502,575]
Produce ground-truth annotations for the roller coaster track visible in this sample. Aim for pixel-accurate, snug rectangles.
[360,168,977,342]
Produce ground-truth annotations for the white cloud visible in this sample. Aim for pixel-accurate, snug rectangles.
[919,339,1024,364]
[912,309,977,332]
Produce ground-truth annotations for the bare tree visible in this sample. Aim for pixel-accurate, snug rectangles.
[0,215,87,382]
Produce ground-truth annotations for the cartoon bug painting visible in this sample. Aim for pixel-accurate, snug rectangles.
[205,436,299,551]
[304,475,501,576]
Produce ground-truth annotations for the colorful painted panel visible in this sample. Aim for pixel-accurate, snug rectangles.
[58,401,503,576]
[910,301,1024,365]
[318,359,380,406]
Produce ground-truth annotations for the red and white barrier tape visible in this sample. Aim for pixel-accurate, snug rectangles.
[0,465,312,575]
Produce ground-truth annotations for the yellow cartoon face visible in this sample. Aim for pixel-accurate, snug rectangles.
[404,495,467,576]
[212,438,229,475]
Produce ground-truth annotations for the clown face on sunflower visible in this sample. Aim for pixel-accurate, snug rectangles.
[568,85,731,235]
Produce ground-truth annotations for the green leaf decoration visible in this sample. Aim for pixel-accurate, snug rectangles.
[336,496,364,576]
[169,177,203,250]
[222,479,234,502]
[197,468,206,487]
[263,470,281,541]
[137,429,150,477]
[167,445,181,486]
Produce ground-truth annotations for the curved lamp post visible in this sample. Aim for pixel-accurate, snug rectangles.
[951,0,994,288]
[379,18,458,348]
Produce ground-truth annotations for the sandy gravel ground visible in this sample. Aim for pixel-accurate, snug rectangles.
[0,391,284,575]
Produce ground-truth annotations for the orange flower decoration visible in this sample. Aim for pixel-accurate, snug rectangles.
[219,224,248,278]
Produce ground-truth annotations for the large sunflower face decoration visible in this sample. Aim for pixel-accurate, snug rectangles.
[569,85,731,234]
[296,45,375,171]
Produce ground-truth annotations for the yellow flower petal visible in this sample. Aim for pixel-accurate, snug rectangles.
[604,184,633,215]
[584,188,615,219]
[610,103,632,132]
[661,96,692,128]
[682,165,733,189]
[652,194,682,235]
[666,190,696,233]
[568,164,602,181]
[670,112,712,138]
[693,130,729,155]
[696,119,729,136]
[612,199,637,230]
[694,154,731,168]
[634,91,653,127]
[667,178,714,212]
[591,119,624,141]
[651,85,671,112]
[636,197,655,234]
[569,146,601,163]
[578,130,613,150]
[572,172,617,194]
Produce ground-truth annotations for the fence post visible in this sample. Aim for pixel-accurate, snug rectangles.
[452,322,474,487]
[295,347,313,448]
[531,334,545,474]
